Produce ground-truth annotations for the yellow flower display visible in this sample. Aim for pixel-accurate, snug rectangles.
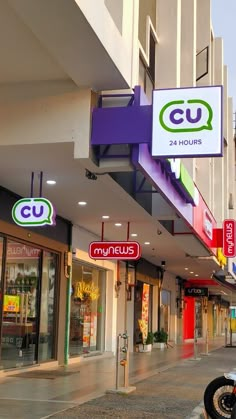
[75,280,100,301]
[138,319,148,343]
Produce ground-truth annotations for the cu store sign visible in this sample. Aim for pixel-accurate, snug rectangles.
[223,219,236,258]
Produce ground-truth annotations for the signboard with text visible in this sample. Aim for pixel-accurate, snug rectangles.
[12,197,56,227]
[89,241,141,260]
[152,86,223,158]
[223,219,236,257]
[185,287,208,297]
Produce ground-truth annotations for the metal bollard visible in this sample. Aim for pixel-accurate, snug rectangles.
[230,328,233,346]
[225,327,228,347]
[205,328,209,355]
[115,332,130,389]
[115,335,121,390]
[194,328,198,359]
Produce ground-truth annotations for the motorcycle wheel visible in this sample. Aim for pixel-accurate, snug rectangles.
[204,376,236,419]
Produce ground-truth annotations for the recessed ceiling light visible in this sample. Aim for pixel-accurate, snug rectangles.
[144,242,150,245]
[115,223,122,227]
[78,201,87,206]
[184,267,188,270]
[190,271,194,274]
[131,233,138,237]
[102,215,110,219]
[195,274,199,277]
[46,180,56,185]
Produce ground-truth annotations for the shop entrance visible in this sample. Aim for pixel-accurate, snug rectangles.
[69,262,106,357]
[0,239,58,369]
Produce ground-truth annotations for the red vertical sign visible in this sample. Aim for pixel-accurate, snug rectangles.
[223,219,236,257]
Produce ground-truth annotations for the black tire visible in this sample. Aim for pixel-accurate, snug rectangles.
[231,402,236,419]
[204,376,236,419]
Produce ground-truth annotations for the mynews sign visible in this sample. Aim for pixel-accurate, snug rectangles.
[185,287,208,297]
[152,85,223,158]
[89,241,141,260]
[223,219,236,258]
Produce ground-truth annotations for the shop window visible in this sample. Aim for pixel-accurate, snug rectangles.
[0,241,59,369]
[1,241,41,369]
[134,280,153,345]
[139,32,155,103]
[69,263,106,356]
[196,46,209,82]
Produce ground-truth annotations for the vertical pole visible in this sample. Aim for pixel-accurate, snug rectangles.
[205,329,209,355]
[64,224,72,365]
[127,222,130,241]
[230,316,233,346]
[101,222,104,241]
[30,172,34,198]
[194,328,198,359]
[116,335,121,390]
[225,326,228,347]
[124,335,129,388]
[39,171,43,197]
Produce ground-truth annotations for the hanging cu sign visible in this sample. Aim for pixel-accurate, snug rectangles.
[89,241,141,260]
[12,197,56,227]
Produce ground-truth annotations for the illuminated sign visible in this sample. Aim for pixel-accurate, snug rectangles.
[217,248,227,267]
[185,287,208,297]
[203,209,213,240]
[152,86,223,158]
[3,295,20,312]
[223,219,236,258]
[167,159,199,205]
[89,241,141,260]
[12,197,56,227]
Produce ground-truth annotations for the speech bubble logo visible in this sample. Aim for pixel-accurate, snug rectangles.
[12,198,56,227]
[159,99,213,133]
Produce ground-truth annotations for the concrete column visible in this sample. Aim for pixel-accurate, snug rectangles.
[156,0,181,88]
[195,0,212,207]
[212,38,224,223]
[228,98,235,220]
[180,0,196,88]
[223,66,229,219]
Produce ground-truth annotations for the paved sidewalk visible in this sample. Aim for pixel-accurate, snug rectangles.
[44,345,236,419]
[0,337,234,418]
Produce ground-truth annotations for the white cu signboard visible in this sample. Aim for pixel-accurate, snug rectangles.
[152,85,223,158]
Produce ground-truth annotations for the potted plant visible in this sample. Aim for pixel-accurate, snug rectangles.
[153,328,168,349]
[139,332,154,353]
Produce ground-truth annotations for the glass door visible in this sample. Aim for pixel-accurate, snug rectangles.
[38,251,58,362]
[1,241,41,369]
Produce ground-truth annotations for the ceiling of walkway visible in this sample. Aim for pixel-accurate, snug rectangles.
[0,142,227,287]
[1,0,128,89]
[0,1,234,304]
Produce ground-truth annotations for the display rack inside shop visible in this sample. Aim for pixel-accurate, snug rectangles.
[6,276,37,294]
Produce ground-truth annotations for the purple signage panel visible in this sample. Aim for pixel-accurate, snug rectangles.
[91,105,152,146]
[132,143,193,226]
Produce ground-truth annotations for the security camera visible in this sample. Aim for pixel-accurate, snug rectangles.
[157,229,162,235]
[85,169,97,180]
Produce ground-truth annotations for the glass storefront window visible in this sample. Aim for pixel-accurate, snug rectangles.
[69,263,105,357]
[0,240,59,369]
[1,241,41,369]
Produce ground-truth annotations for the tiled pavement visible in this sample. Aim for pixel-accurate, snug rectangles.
[0,337,234,418]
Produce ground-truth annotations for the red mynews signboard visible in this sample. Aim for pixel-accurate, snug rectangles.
[223,219,236,257]
[89,241,141,260]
